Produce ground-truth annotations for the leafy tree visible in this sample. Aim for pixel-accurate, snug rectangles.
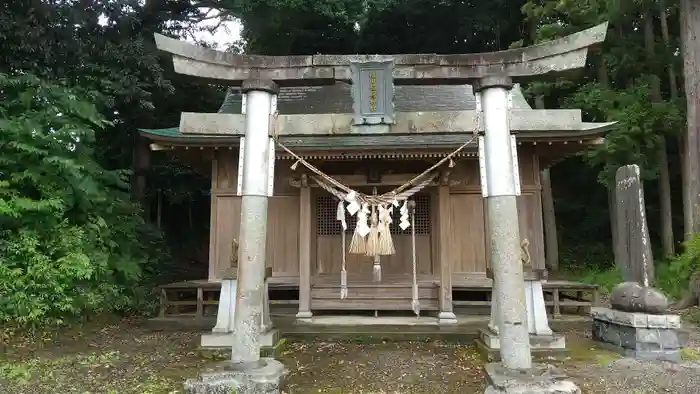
[0,73,169,324]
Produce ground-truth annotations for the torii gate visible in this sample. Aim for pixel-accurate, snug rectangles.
[154,22,610,394]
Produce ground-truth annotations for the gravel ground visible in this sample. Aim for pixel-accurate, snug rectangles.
[565,327,700,394]
[1,316,699,394]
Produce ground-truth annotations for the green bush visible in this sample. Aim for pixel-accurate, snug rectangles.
[656,233,700,300]
[0,73,168,325]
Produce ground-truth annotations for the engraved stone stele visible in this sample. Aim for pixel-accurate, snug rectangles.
[613,165,654,289]
[591,164,684,362]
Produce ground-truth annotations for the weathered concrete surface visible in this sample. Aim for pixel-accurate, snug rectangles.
[614,164,654,287]
[590,307,681,329]
[609,282,669,314]
[483,363,581,394]
[184,358,287,394]
[591,306,684,362]
[177,109,613,137]
[230,85,276,366]
[201,329,280,350]
[154,23,608,85]
[476,328,568,362]
[479,77,531,370]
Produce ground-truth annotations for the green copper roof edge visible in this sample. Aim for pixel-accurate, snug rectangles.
[139,128,233,139]
[140,125,613,141]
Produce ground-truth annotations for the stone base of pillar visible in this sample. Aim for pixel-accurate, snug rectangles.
[201,329,280,351]
[295,311,313,319]
[475,328,567,361]
[184,357,287,394]
[482,363,580,394]
[438,312,458,324]
[591,307,685,362]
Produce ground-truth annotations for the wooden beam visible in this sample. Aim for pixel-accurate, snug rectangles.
[541,169,559,272]
[296,174,313,319]
[437,178,457,322]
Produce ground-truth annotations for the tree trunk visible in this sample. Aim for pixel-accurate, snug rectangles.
[156,191,162,229]
[541,168,559,271]
[533,93,559,271]
[661,0,689,247]
[598,58,619,256]
[677,0,700,308]
[644,11,675,257]
[131,133,150,216]
[660,0,680,99]
[681,0,700,237]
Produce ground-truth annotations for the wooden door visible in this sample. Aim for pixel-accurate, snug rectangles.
[313,192,433,279]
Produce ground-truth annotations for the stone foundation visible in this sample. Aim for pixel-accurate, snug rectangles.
[184,358,287,394]
[591,307,683,362]
[201,329,280,350]
[483,363,580,394]
[476,328,567,361]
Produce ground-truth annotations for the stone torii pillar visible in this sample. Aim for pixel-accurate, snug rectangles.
[184,79,286,394]
[475,76,580,394]
[475,76,532,370]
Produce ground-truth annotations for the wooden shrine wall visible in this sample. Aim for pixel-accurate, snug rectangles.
[208,150,300,280]
[447,148,545,280]
[207,147,546,281]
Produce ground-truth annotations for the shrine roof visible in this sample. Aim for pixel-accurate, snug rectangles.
[139,81,615,148]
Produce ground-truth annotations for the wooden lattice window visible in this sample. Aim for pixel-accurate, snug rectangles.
[316,194,431,236]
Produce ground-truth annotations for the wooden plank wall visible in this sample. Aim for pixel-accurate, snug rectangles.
[315,235,432,275]
[208,150,300,280]
[447,148,545,279]
[207,148,546,281]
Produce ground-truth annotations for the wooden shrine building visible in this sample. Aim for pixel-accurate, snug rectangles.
[142,23,612,320]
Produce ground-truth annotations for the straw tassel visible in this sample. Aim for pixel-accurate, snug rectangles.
[365,207,380,257]
[349,205,369,254]
[377,204,395,255]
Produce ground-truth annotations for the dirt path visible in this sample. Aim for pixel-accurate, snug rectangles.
[0,317,698,394]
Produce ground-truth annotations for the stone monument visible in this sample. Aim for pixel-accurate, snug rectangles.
[591,164,683,362]
[478,239,566,360]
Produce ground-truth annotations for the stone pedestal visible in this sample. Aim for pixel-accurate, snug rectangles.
[438,311,458,325]
[480,268,566,360]
[202,329,280,350]
[184,358,287,394]
[483,363,580,394]
[212,279,237,334]
[202,268,275,351]
[591,306,684,362]
[476,328,566,361]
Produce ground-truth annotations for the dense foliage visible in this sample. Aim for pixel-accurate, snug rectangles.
[0,74,168,324]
